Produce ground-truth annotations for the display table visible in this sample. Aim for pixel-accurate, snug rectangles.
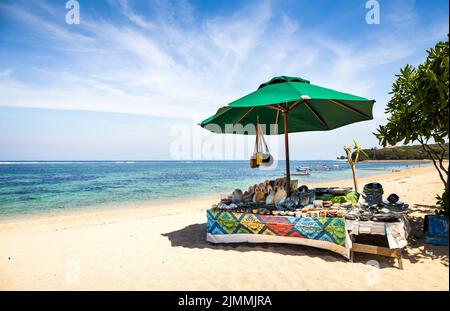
[206,209,352,258]
[207,209,411,268]
[345,217,410,269]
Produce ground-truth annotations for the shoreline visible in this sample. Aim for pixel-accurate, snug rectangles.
[0,159,434,162]
[0,164,440,225]
[0,160,434,223]
[361,159,434,163]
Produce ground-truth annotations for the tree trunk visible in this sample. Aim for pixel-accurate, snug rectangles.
[420,141,447,187]
[351,164,358,193]
[445,163,450,193]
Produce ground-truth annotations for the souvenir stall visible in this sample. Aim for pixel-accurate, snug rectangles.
[207,179,352,258]
[206,178,409,267]
[199,76,410,268]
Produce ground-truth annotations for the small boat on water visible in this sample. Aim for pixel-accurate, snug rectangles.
[315,164,344,171]
[295,166,311,175]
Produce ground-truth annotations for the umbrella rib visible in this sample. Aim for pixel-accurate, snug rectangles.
[263,105,282,133]
[330,100,371,119]
[304,102,329,129]
[266,105,284,112]
[200,106,231,126]
[287,99,303,112]
[233,107,255,125]
[274,109,280,134]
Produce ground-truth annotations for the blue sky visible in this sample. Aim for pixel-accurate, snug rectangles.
[0,0,448,160]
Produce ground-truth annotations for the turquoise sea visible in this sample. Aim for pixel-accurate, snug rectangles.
[0,160,430,218]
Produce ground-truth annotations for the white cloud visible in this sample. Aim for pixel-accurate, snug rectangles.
[0,0,447,124]
[0,68,14,78]
[383,0,418,30]
[1,0,449,159]
[118,0,156,29]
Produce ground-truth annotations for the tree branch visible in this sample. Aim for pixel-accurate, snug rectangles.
[423,142,447,174]
[419,137,447,187]
[437,142,449,174]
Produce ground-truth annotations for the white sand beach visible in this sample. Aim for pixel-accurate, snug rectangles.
[0,164,448,290]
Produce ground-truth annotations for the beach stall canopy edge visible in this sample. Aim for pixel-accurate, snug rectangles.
[200,76,375,135]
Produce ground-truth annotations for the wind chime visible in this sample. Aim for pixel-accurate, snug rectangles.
[250,118,274,168]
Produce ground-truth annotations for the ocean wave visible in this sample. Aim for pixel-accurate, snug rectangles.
[0,161,88,165]
[0,162,42,165]
[0,161,140,165]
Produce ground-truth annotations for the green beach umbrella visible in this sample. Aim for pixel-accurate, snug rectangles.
[200,76,375,194]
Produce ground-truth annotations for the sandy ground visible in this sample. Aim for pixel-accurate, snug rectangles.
[0,165,448,290]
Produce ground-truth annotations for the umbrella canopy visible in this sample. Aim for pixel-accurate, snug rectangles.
[201,76,374,134]
[200,76,375,194]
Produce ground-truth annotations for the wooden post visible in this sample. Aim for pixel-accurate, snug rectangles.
[283,110,291,196]
[398,252,404,270]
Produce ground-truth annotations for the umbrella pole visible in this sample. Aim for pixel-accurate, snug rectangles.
[283,110,291,196]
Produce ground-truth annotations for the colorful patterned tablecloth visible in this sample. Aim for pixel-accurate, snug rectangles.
[206,209,352,258]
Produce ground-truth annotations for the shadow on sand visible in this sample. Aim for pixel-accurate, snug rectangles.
[162,205,449,268]
[161,223,343,263]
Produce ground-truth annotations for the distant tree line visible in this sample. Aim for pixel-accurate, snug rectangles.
[337,143,449,161]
